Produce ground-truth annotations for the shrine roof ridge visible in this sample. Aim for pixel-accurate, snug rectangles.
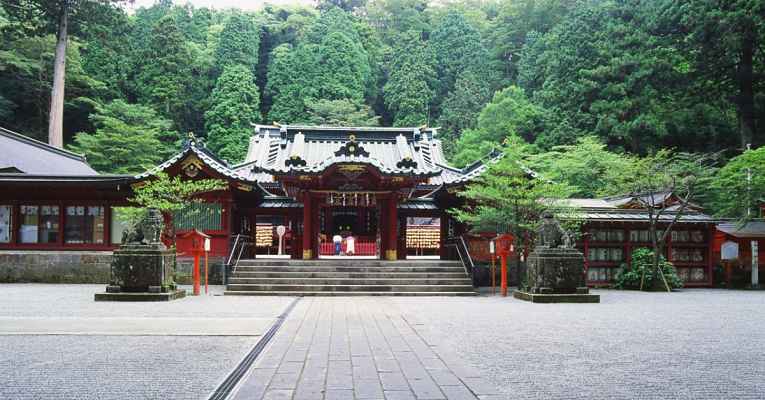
[0,126,98,175]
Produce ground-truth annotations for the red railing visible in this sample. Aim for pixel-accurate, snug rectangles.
[319,240,377,256]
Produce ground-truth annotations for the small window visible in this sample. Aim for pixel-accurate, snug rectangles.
[65,206,105,244]
[174,202,223,231]
[0,205,12,243]
[19,205,59,244]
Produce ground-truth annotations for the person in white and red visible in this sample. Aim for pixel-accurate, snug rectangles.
[333,233,342,255]
[345,234,355,256]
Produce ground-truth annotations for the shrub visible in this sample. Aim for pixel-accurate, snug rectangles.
[615,248,683,290]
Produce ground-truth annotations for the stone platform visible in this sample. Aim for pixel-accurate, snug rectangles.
[94,289,186,302]
[513,290,600,303]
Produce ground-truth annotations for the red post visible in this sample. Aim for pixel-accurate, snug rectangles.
[496,234,512,297]
[302,193,313,259]
[179,230,211,297]
[500,253,508,296]
[204,250,209,295]
[386,196,398,260]
[193,250,200,296]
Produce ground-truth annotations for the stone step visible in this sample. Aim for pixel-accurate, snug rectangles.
[224,291,478,297]
[228,271,468,279]
[225,284,475,292]
[234,259,461,268]
[231,266,465,273]
[227,277,473,285]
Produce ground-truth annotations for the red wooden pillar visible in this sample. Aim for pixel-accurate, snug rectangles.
[706,224,715,287]
[386,196,398,260]
[439,214,447,260]
[302,193,313,259]
[583,228,590,285]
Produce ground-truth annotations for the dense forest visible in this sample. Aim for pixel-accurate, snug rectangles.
[0,1,763,193]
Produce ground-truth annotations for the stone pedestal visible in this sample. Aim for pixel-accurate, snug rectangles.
[95,245,185,301]
[513,246,599,303]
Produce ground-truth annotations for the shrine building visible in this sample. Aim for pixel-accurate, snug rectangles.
[165,124,495,262]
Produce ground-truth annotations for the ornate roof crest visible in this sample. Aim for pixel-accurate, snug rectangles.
[335,133,370,157]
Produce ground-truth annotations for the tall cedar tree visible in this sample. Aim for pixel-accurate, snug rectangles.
[215,13,261,74]
[135,15,192,126]
[428,10,492,114]
[205,65,260,163]
[2,0,120,146]
[266,8,372,123]
[657,0,764,148]
[383,31,435,127]
[437,68,492,156]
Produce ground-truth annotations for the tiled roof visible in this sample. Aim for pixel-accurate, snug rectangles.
[398,198,438,210]
[135,139,252,182]
[716,221,765,238]
[259,197,303,208]
[0,127,97,175]
[237,125,491,185]
[574,208,714,223]
[562,195,714,224]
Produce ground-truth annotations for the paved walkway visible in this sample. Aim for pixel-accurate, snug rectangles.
[230,297,503,400]
[0,284,293,400]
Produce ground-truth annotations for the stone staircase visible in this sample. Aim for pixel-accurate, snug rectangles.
[224,259,477,296]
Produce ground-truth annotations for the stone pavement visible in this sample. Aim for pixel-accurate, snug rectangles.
[0,284,293,400]
[230,297,503,400]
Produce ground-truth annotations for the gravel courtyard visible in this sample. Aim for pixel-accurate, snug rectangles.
[1,285,763,399]
[393,289,765,400]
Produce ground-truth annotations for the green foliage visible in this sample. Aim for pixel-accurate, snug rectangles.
[528,136,639,198]
[629,151,718,206]
[0,34,104,140]
[516,0,741,153]
[0,0,760,197]
[429,10,493,112]
[451,86,545,167]
[135,15,192,121]
[487,0,573,85]
[130,172,227,215]
[304,99,379,126]
[204,65,260,163]
[437,68,492,156]
[69,100,178,174]
[656,0,764,147]
[615,248,683,290]
[451,135,574,248]
[266,8,371,122]
[711,146,765,219]
[383,31,435,127]
[264,44,303,122]
[215,13,261,73]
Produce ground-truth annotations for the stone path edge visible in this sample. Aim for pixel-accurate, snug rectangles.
[207,297,302,400]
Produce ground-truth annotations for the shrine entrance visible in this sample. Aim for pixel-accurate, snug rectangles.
[318,206,380,258]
